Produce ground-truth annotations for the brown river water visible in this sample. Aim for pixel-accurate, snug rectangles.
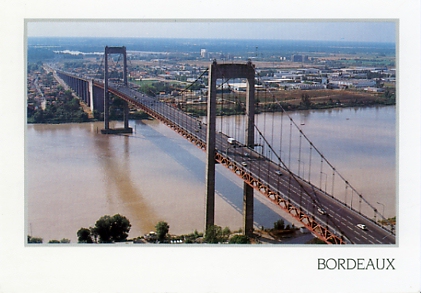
[26,106,395,243]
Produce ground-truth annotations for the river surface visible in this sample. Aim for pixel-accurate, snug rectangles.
[26,106,395,243]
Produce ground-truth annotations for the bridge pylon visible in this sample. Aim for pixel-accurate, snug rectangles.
[101,46,132,134]
[205,61,255,237]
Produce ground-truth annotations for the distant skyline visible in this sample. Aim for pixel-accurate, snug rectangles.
[27,20,396,43]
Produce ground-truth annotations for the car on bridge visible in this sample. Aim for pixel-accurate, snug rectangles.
[227,137,237,145]
[275,170,283,176]
[357,224,367,230]
[317,208,327,215]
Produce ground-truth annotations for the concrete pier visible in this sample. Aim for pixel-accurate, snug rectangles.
[100,128,133,134]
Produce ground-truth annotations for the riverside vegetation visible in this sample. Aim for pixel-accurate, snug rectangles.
[27,214,310,245]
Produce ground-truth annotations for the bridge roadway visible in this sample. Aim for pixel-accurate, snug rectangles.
[96,81,395,244]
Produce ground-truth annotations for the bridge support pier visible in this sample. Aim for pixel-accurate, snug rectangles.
[243,183,254,235]
[101,46,132,135]
[205,61,217,232]
[205,61,255,237]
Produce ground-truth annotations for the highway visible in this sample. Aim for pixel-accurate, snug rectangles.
[94,81,396,244]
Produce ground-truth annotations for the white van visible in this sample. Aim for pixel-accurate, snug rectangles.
[227,137,237,145]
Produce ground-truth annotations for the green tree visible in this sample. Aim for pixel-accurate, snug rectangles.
[110,214,132,242]
[140,84,157,97]
[91,214,131,243]
[77,227,93,243]
[222,227,231,238]
[300,94,312,109]
[92,216,113,243]
[228,235,250,244]
[155,221,170,242]
[204,225,225,244]
[273,219,285,230]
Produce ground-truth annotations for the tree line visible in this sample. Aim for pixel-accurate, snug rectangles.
[27,89,90,124]
[30,213,332,244]
[27,214,251,244]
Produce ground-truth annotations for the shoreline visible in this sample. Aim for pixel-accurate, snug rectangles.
[27,103,395,125]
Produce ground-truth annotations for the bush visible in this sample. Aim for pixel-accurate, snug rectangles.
[155,221,170,242]
[27,235,43,244]
[228,235,250,244]
[222,227,231,237]
[204,225,223,244]
[77,214,131,243]
[273,219,285,230]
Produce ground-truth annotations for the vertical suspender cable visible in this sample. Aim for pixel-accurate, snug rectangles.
[288,118,292,170]
[255,76,258,153]
[220,77,224,134]
[262,85,269,183]
[234,94,238,144]
[320,157,324,192]
[298,131,302,178]
[271,90,275,162]
[308,144,313,183]
[288,118,293,198]
[280,108,284,164]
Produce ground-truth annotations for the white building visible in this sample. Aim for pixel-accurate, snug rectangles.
[200,49,209,59]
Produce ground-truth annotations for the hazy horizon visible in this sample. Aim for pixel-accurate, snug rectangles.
[26,21,396,44]
[27,36,396,45]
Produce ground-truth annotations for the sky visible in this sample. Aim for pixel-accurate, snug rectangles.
[27,20,396,43]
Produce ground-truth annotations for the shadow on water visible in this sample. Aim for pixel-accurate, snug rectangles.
[92,129,159,235]
[133,120,293,229]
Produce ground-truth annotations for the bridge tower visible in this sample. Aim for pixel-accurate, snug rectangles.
[205,60,255,236]
[101,46,132,134]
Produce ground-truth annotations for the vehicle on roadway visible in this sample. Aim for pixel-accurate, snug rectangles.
[241,162,247,167]
[275,170,283,176]
[227,137,237,145]
[357,224,367,230]
[317,208,326,215]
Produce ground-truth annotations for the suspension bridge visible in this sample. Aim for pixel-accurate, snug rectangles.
[51,46,395,244]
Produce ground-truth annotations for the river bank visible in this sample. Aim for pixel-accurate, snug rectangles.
[184,89,395,117]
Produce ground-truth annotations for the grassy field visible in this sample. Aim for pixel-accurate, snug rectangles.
[175,87,395,117]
